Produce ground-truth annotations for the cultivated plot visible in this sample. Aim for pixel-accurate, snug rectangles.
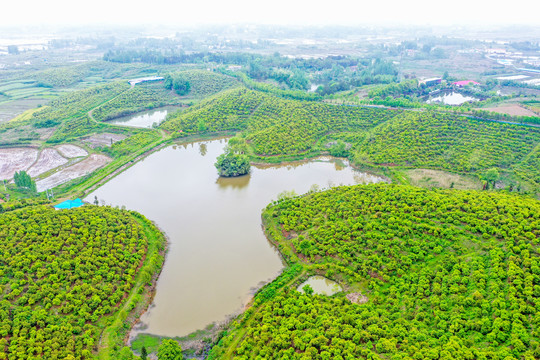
[0,147,38,180]
[36,154,111,191]
[26,148,69,177]
[56,144,88,158]
[82,133,127,148]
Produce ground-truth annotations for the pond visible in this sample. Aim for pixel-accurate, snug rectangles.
[85,138,386,338]
[298,276,343,296]
[426,91,478,106]
[108,106,180,128]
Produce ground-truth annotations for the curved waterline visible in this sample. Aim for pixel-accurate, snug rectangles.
[85,138,386,338]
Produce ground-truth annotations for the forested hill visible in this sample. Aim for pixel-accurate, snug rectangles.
[0,205,165,359]
[161,88,401,155]
[161,88,540,190]
[210,184,540,359]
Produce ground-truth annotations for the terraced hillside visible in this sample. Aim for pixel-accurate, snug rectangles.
[162,89,540,191]
[162,88,401,155]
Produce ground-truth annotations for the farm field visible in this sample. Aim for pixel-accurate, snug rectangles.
[81,133,128,148]
[0,147,38,180]
[56,144,88,158]
[0,204,166,360]
[35,153,111,191]
[483,104,538,117]
[26,148,68,177]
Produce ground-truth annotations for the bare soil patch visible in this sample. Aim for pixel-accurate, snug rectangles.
[36,154,111,192]
[404,169,482,190]
[82,133,127,148]
[346,292,368,304]
[0,147,38,180]
[56,144,88,158]
[27,148,68,177]
[483,104,537,117]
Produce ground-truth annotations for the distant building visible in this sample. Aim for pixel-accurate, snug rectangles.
[420,77,442,86]
[227,65,242,71]
[452,80,480,87]
[128,76,164,86]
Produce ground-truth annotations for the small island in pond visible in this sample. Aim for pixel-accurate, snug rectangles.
[214,151,251,177]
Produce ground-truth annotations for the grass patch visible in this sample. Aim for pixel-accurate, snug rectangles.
[401,168,482,190]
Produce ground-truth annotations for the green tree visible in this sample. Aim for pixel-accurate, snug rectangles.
[158,339,183,360]
[14,170,36,193]
[215,152,250,177]
[141,346,148,360]
[483,168,500,189]
[119,346,135,360]
[302,284,314,295]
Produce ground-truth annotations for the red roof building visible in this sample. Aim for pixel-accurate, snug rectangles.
[453,80,480,87]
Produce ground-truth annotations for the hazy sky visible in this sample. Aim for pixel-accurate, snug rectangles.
[2,0,539,27]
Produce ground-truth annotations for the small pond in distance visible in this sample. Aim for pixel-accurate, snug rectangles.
[85,138,386,338]
[426,91,478,106]
[108,106,180,128]
[298,276,343,296]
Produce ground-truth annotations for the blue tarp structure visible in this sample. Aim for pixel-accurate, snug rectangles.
[54,198,84,210]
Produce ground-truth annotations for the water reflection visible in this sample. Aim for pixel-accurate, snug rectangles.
[426,91,478,106]
[216,173,251,189]
[199,143,208,157]
[109,106,180,128]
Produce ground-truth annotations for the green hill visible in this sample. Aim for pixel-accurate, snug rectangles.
[161,88,400,155]
[0,205,165,359]
[354,111,540,173]
[210,184,540,359]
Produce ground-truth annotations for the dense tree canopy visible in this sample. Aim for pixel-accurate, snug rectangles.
[0,205,161,359]
[210,184,540,360]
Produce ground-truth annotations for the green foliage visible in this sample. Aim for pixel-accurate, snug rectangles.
[101,130,162,158]
[32,82,130,125]
[157,339,183,360]
[164,73,191,96]
[0,205,155,359]
[328,140,349,157]
[216,184,540,359]
[162,88,400,156]
[355,111,540,173]
[515,143,540,187]
[29,81,130,142]
[92,84,182,122]
[141,345,148,360]
[215,151,251,177]
[302,284,314,295]
[13,170,36,193]
[368,79,419,98]
[30,61,120,88]
[164,70,239,98]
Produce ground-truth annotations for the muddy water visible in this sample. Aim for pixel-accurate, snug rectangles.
[298,276,343,296]
[85,138,385,337]
[108,106,180,128]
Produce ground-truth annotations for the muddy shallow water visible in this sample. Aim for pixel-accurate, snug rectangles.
[86,138,385,337]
